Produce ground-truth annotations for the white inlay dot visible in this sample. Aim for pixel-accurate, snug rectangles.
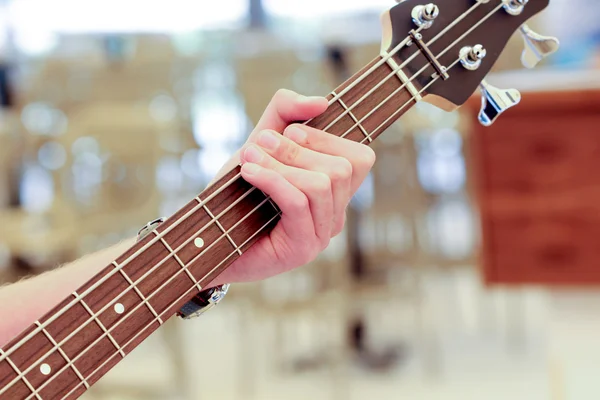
[40,363,51,375]
[114,303,125,314]
[194,237,205,248]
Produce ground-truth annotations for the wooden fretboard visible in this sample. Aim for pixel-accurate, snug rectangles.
[0,54,422,399]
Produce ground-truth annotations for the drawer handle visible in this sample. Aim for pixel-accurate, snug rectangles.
[538,244,577,268]
[530,141,564,163]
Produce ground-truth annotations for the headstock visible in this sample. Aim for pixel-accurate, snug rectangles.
[380,0,558,126]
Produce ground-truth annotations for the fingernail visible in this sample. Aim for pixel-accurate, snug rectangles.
[243,163,261,175]
[244,145,263,163]
[284,126,307,143]
[258,130,280,151]
[298,94,326,104]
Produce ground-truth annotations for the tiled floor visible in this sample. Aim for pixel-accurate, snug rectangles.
[82,268,600,400]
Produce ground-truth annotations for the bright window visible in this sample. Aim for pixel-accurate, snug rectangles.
[7,0,247,33]
[264,0,392,18]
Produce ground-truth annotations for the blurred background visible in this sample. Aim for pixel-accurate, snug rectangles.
[0,0,599,399]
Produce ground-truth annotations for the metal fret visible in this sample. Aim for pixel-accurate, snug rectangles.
[332,90,372,143]
[197,199,243,256]
[381,50,423,102]
[111,262,163,325]
[0,349,41,399]
[34,322,89,389]
[152,231,203,293]
[72,292,126,358]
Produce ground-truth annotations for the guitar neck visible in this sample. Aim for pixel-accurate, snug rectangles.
[0,54,420,399]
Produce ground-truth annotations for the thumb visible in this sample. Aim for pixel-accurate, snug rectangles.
[250,89,328,138]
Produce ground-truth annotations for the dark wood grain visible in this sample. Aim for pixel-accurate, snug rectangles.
[0,53,419,399]
[389,0,550,107]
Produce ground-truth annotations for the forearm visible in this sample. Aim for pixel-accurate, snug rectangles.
[0,238,136,347]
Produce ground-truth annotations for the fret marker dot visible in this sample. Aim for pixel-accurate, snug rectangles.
[40,363,51,375]
[194,237,205,248]
[114,303,125,314]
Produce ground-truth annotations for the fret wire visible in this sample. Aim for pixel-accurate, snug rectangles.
[34,322,90,390]
[320,39,419,134]
[59,210,282,400]
[152,233,204,293]
[2,0,485,363]
[112,263,163,323]
[199,202,243,256]
[0,184,259,396]
[30,203,280,400]
[0,349,41,400]
[1,30,423,370]
[340,60,432,142]
[383,54,423,101]
[318,0,484,134]
[304,30,419,127]
[4,44,436,400]
[73,292,127,357]
[362,57,461,144]
[4,3,495,394]
[332,91,371,142]
[0,172,245,365]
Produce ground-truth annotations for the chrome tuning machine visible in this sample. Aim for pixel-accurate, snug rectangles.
[460,44,487,70]
[503,0,528,16]
[519,24,560,68]
[412,3,440,29]
[478,80,521,126]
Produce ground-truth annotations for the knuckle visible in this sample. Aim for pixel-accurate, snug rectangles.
[358,146,376,169]
[290,194,310,213]
[329,157,353,183]
[281,141,300,164]
[310,173,332,196]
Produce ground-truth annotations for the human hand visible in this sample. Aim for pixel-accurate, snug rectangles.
[210,89,376,285]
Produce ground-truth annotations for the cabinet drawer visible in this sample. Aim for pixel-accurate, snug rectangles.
[485,213,600,285]
[482,115,600,197]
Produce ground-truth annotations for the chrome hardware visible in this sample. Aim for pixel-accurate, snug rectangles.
[178,284,231,319]
[459,45,487,71]
[478,80,521,126]
[137,217,166,242]
[519,24,560,69]
[412,3,440,29]
[135,217,231,320]
[503,0,528,16]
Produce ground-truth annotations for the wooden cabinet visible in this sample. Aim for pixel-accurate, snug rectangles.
[467,70,600,286]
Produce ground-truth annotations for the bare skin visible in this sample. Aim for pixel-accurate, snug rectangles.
[0,89,376,345]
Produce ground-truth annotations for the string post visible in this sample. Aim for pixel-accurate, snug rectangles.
[459,44,487,70]
[412,3,440,29]
[503,0,528,15]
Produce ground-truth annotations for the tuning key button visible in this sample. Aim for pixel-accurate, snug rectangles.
[478,80,521,126]
[460,45,486,70]
[519,24,560,68]
[503,0,528,16]
[412,4,440,29]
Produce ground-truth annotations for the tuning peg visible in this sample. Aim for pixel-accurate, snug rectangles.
[519,24,560,68]
[478,80,521,126]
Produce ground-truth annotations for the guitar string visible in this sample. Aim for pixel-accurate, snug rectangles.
[28,0,505,392]
[2,1,502,395]
[0,0,485,367]
[0,25,425,368]
[4,0,502,394]
[319,0,484,133]
[21,199,279,400]
[57,58,459,400]
[44,212,284,400]
[347,1,505,144]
